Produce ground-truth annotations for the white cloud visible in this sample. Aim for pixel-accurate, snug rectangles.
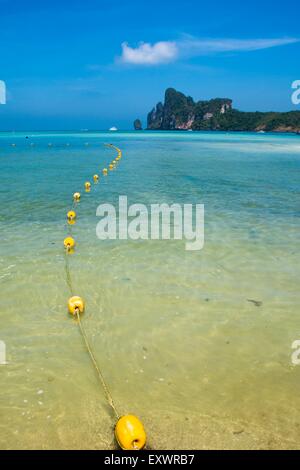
[119,37,299,66]
[179,37,299,55]
[120,41,178,65]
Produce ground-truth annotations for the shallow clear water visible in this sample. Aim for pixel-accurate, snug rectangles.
[0,131,300,449]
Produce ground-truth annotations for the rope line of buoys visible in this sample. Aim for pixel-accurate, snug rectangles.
[7,142,123,148]
[63,144,147,450]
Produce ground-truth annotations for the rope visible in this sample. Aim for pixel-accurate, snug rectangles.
[64,251,74,296]
[64,145,121,421]
[75,309,120,420]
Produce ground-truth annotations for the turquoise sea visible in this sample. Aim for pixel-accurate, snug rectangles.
[0,130,299,449]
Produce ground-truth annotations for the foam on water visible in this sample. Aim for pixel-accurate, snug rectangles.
[0,131,299,449]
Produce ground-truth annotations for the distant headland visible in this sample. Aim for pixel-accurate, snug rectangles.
[134,88,300,133]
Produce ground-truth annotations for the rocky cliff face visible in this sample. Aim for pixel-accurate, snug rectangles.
[147,88,232,130]
[147,102,164,129]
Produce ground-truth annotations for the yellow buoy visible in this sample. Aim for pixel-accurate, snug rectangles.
[64,237,75,252]
[93,174,99,183]
[67,210,76,222]
[73,192,81,202]
[115,415,146,450]
[85,181,91,192]
[68,296,85,315]
[102,168,108,176]
[109,164,114,170]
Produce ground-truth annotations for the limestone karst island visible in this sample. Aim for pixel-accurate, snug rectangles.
[135,88,300,133]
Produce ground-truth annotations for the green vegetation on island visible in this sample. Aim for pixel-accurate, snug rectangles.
[146,88,300,133]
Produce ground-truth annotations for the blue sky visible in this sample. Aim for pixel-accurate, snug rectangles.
[0,0,299,130]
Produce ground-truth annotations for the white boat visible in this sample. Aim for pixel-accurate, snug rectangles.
[109,126,118,131]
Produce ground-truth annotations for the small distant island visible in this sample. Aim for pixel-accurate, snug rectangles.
[136,88,300,133]
[134,119,143,130]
